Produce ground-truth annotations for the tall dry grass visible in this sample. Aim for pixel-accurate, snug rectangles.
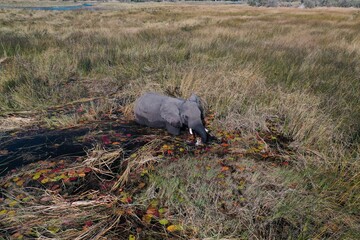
[1,6,359,144]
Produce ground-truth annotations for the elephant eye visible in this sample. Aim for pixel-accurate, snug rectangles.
[181,114,188,122]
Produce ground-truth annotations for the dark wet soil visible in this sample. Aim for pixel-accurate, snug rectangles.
[0,127,89,175]
[0,116,165,176]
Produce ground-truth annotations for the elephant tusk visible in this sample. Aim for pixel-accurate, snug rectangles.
[189,128,193,135]
[205,128,209,133]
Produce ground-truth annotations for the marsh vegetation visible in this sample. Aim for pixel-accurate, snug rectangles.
[0,3,359,239]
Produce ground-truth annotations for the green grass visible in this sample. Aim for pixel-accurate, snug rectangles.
[0,3,359,239]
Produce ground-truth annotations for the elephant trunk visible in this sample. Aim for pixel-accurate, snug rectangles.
[189,120,208,143]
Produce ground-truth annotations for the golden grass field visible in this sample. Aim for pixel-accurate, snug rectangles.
[0,2,359,239]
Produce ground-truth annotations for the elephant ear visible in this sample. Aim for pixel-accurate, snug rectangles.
[160,102,182,128]
[188,93,205,120]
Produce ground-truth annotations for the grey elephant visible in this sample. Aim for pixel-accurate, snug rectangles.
[134,92,208,143]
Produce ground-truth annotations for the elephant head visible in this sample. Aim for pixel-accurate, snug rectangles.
[179,94,208,143]
[180,100,207,143]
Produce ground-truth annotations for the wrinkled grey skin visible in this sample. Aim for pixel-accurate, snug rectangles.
[134,92,207,143]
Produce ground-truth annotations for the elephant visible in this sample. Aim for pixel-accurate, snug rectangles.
[134,92,208,143]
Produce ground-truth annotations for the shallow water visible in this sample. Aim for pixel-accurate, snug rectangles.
[0,3,94,11]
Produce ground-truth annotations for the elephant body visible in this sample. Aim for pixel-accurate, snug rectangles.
[134,92,207,143]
